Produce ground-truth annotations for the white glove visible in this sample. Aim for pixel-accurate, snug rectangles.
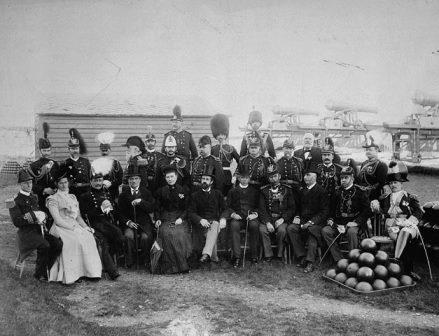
[34,211,47,225]
[370,200,380,213]
[231,212,242,220]
[219,218,227,229]
[175,218,183,225]
[102,180,112,188]
[247,212,258,221]
[275,218,284,228]
[266,223,275,233]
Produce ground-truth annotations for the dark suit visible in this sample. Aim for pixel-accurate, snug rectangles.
[118,186,155,267]
[79,188,125,277]
[294,146,322,173]
[322,185,370,261]
[259,184,296,259]
[225,185,260,259]
[9,192,62,278]
[123,155,149,189]
[287,183,329,263]
[143,150,166,194]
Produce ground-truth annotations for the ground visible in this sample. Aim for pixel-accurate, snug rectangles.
[1,175,439,336]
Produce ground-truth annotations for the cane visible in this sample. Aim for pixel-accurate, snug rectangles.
[319,231,343,266]
[133,204,139,270]
[40,219,50,280]
[242,211,250,268]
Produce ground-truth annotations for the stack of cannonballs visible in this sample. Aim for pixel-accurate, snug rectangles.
[325,238,415,292]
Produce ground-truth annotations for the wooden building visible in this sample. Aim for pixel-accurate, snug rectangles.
[34,94,215,163]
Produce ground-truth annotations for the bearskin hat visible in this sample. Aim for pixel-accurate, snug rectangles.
[68,128,87,154]
[171,105,183,122]
[210,114,229,139]
[248,110,262,124]
[38,122,52,150]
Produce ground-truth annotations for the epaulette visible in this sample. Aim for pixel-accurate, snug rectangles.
[260,184,270,190]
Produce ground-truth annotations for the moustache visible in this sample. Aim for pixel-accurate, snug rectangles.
[201,182,209,190]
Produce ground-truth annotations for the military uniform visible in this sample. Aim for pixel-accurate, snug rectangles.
[28,157,59,212]
[143,149,166,193]
[64,157,91,199]
[211,143,239,195]
[161,130,198,161]
[157,154,190,187]
[191,155,225,191]
[236,155,273,188]
[259,183,296,259]
[79,186,124,279]
[240,130,276,158]
[357,158,388,200]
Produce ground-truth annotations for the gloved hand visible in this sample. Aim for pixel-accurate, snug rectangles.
[266,223,275,233]
[247,212,258,221]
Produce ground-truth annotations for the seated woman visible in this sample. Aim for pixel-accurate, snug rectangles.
[46,174,102,284]
[371,161,423,275]
[154,166,192,274]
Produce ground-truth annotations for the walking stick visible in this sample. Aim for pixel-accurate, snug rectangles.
[319,231,343,266]
[40,220,50,280]
[133,204,139,270]
[242,211,250,268]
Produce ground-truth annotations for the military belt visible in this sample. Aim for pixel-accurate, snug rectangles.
[222,167,232,171]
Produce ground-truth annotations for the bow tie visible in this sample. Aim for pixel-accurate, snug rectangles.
[131,189,139,195]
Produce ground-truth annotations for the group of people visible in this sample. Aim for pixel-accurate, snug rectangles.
[8,106,424,284]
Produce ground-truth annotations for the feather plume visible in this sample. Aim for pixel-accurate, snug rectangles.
[91,157,114,176]
[389,161,397,168]
[96,132,115,145]
[43,122,50,139]
[68,128,87,154]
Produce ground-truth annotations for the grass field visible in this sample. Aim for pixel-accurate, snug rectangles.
[1,176,439,335]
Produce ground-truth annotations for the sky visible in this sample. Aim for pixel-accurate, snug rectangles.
[1,0,439,137]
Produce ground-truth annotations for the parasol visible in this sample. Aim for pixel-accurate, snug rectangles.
[150,228,163,274]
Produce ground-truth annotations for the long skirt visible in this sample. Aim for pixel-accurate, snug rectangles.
[49,224,102,284]
[158,212,192,274]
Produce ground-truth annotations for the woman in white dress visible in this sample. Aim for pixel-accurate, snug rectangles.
[46,176,102,284]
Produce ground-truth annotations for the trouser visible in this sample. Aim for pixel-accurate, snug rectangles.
[35,234,63,278]
[92,220,125,255]
[230,219,259,259]
[124,228,152,267]
[321,225,358,262]
[287,223,319,263]
[201,221,220,258]
[94,231,118,277]
[399,236,416,274]
[259,222,288,258]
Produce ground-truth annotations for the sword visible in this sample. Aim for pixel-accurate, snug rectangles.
[319,231,343,266]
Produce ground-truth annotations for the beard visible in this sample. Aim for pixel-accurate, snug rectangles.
[201,182,210,190]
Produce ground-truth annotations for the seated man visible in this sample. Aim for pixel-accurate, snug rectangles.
[118,166,155,269]
[225,168,260,267]
[371,161,423,276]
[8,169,62,280]
[79,171,125,280]
[287,168,329,273]
[321,166,370,263]
[259,164,295,262]
[188,169,227,264]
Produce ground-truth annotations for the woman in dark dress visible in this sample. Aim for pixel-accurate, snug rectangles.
[154,166,192,274]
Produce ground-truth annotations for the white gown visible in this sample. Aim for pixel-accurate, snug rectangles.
[46,191,102,284]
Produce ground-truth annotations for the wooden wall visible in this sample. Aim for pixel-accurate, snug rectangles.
[35,113,212,163]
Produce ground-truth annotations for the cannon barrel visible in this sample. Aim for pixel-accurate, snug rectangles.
[272,106,319,116]
[412,91,439,107]
[325,100,378,114]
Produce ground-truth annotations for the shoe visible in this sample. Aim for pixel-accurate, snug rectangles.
[296,257,307,268]
[199,254,211,263]
[33,273,48,282]
[251,258,258,264]
[233,258,241,268]
[109,272,121,281]
[303,262,315,273]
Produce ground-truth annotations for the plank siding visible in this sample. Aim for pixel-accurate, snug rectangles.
[36,114,212,163]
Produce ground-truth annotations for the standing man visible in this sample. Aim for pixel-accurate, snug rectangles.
[188,169,227,264]
[118,165,155,268]
[236,137,274,189]
[8,169,63,281]
[79,171,124,280]
[321,167,370,263]
[224,168,260,266]
[287,168,329,273]
[161,105,198,162]
[210,114,240,196]
[277,138,303,201]
[143,127,165,194]
[240,110,276,158]
[259,164,296,262]
[357,135,388,201]
[294,133,323,172]
[96,132,123,202]
[191,135,225,192]
[64,128,91,199]
[28,122,59,215]
[316,143,342,209]
[157,134,190,187]
[124,135,149,189]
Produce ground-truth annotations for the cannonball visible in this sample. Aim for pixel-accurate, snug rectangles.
[375,250,389,265]
[346,262,360,277]
[358,252,375,267]
[326,269,337,279]
[336,259,349,273]
[334,272,348,284]
[348,249,361,262]
[355,281,373,292]
[357,266,374,283]
[387,263,402,277]
[372,279,387,290]
[387,277,401,288]
[360,238,377,253]
[374,265,389,280]
[400,275,414,286]
[345,277,358,288]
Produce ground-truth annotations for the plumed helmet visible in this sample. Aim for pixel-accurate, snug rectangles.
[97,132,115,151]
[164,135,177,147]
[340,166,355,176]
[248,110,262,124]
[125,135,146,153]
[68,128,87,154]
[145,126,155,141]
[17,169,33,183]
[321,144,335,155]
[210,114,229,139]
[198,135,212,147]
[248,136,261,147]
[267,163,279,177]
[171,105,183,122]
[38,122,51,150]
[324,137,334,147]
[387,161,409,183]
[362,135,380,150]
[282,138,295,149]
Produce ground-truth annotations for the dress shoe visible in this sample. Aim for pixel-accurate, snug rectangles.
[303,262,315,273]
[199,254,211,263]
[296,257,307,268]
[34,273,48,282]
[233,258,241,268]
